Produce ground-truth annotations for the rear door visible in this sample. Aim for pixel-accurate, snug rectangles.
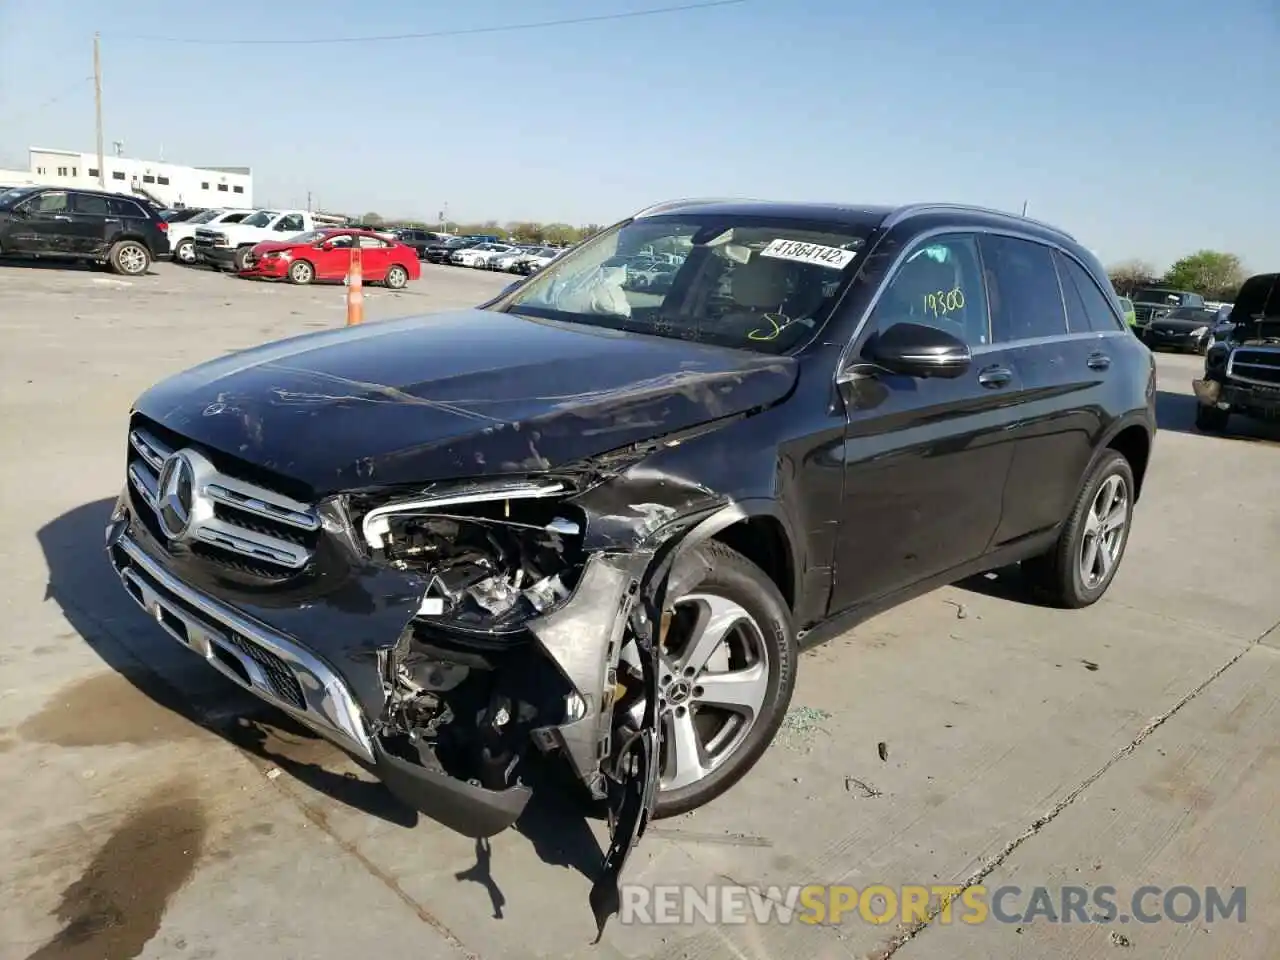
[983,235,1122,546]
[829,231,1022,609]
[358,234,393,278]
[67,191,115,255]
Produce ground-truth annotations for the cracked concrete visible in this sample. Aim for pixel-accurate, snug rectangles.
[2,260,1278,960]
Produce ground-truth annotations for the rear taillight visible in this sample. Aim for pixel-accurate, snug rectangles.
[157,221,168,231]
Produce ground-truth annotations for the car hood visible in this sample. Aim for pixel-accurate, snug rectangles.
[1150,318,1212,332]
[132,309,798,496]
[251,239,299,255]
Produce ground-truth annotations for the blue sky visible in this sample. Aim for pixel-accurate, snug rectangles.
[0,0,1275,270]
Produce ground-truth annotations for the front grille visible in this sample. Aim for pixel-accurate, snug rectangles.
[126,422,321,576]
[1227,347,1280,387]
[225,633,306,709]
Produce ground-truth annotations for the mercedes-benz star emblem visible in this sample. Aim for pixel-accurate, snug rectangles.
[156,452,196,540]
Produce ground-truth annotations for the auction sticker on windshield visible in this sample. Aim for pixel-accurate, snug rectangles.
[760,239,858,270]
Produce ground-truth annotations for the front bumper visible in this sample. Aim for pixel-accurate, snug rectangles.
[197,245,236,268]
[104,502,534,837]
[240,256,289,279]
[1143,329,1206,352]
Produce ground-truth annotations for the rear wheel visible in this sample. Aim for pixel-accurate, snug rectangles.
[1022,450,1134,608]
[287,259,314,285]
[384,264,409,289]
[621,541,796,819]
[109,240,151,276]
[1195,403,1230,433]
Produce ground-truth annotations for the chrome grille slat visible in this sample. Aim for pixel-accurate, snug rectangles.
[125,423,320,573]
[1226,346,1280,388]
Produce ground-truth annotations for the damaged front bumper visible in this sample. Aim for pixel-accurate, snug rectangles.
[105,511,537,837]
[105,478,683,932]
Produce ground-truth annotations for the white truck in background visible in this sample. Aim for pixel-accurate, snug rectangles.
[194,209,316,272]
[169,208,256,265]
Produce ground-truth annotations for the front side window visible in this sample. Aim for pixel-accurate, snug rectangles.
[866,234,990,346]
[980,235,1068,342]
[274,214,305,232]
[496,214,871,354]
[1055,251,1123,333]
[21,190,69,214]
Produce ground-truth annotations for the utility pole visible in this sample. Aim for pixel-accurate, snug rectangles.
[306,190,312,212]
[93,32,105,188]
[1020,200,1029,217]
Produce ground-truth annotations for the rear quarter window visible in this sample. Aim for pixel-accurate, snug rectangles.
[107,197,148,219]
[1054,251,1124,332]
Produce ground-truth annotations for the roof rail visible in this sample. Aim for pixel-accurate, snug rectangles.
[632,197,761,218]
[882,202,1075,241]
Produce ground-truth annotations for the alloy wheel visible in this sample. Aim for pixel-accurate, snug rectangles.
[118,244,148,274]
[1079,474,1129,589]
[654,593,770,791]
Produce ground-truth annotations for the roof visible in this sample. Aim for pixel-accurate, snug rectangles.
[632,198,1076,243]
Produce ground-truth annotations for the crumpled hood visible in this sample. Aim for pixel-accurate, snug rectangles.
[250,239,297,255]
[133,309,798,496]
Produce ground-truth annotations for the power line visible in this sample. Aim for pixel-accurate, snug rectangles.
[0,77,94,126]
[112,0,749,46]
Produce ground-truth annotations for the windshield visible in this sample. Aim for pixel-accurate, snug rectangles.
[1165,307,1215,322]
[494,214,871,354]
[1133,288,1202,307]
[0,186,37,208]
[288,230,330,244]
[241,211,278,228]
[444,237,473,248]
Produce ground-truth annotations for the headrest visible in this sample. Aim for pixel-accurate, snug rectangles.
[732,255,792,309]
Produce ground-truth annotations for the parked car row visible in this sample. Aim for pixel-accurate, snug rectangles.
[424,236,569,274]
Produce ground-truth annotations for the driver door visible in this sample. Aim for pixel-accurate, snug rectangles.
[314,232,354,281]
[828,232,1024,612]
[8,190,73,255]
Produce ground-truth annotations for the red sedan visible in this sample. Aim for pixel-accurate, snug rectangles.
[239,228,421,288]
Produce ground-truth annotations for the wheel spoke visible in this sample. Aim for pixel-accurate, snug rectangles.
[1081,535,1100,581]
[662,709,707,791]
[694,662,767,718]
[1098,536,1116,577]
[672,594,748,678]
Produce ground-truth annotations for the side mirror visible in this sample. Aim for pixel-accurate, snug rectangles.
[318,241,334,251]
[866,322,971,379]
[10,206,29,219]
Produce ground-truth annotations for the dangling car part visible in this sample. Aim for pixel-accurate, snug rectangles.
[103,198,1154,936]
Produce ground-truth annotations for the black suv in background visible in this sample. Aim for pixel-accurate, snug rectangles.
[1130,286,1205,328]
[1193,272,1280,433]
[0,185,170,275]
[104,199,1155,929]
[390,228,450,258]
[422,235,481,262]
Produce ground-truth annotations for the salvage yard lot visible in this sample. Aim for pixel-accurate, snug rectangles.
[2,260,1279,960]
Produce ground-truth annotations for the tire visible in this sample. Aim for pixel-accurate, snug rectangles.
[174,239,196,264]
[1021,449,1135,609]
[384,264,409,289]
[108,240,151,276]
[1195,403,1230,433]
[646,540,797,819]
[287,259,315,285]
[233,246,253,272]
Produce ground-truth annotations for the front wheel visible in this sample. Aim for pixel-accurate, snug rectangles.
[109,240,151,276]
[287,259,314,285]
[174,239,196,264]
[1022,450,1135,608]
[384,264,409,289]
[623,541,796,819]
[232,246,253,272]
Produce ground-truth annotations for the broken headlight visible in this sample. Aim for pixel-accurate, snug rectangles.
[356,480,588,637]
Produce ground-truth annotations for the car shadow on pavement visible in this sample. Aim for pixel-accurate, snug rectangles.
[37,498,607,885]
[1156,389,1280,443]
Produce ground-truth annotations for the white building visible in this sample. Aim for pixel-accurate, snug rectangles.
[0,147,253,209]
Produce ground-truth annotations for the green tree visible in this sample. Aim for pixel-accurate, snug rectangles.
[1106,259,1157,296]
[361,211,383,225]
[1162,250,1245,301]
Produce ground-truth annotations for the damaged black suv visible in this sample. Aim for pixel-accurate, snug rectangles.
[104,199,1155,927]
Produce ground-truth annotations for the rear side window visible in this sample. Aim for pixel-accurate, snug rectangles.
[107,197,147,218]
[72,193,111,216]
[980,235,1068,342]
[1054,251,1123,332]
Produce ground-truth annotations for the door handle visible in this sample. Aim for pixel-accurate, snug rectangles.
[1087,352,1111,370]
[51,214,72,221]
[977,365,1013,388]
